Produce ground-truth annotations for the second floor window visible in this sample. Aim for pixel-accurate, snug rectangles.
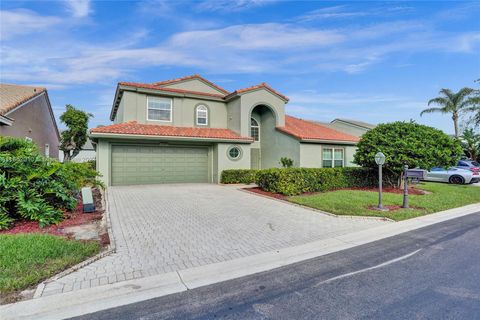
[196,105,208,126]
[251,118,260,141]
[147,97,172,122]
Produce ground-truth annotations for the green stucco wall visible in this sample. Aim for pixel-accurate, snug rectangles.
[329,121,369,137]
[161,79,226,95]
[300,143,358,168]
[115,91,228,128]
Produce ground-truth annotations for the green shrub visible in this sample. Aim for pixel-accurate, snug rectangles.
[354,121,463,186]
[0,136,102,229]
[221,169,258,184]
[256,167,394,196]
[280,157,294,168]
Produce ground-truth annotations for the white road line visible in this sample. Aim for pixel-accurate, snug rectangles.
[315,249,422,287]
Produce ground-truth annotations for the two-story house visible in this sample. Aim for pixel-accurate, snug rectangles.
[90,75,359,186]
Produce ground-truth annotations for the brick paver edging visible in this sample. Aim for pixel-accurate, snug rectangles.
[33,188,117,299]
[238,187,396,223]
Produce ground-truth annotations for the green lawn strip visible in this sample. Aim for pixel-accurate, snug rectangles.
[0,234,100,293]
[288,182,480,221]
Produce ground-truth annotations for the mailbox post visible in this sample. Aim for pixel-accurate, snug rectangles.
[402,167,427,209]
[374,152,387,211]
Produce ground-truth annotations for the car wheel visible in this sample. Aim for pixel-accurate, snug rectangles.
[449,175,465,184]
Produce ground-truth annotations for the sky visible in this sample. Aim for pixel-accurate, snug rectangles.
[1,0,479,134]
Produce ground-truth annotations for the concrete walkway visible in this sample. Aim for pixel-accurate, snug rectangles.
[38,184,387,297]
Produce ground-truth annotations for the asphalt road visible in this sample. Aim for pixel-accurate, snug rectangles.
[73,212,480,320]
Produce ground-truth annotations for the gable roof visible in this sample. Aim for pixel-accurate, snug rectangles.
[277,116,360,143]
[332,118,376,129]
[152,74,229,94]
[0,84,46,115]
[224,83,289,102]
[90,121,253,142]
[118,82,226,99]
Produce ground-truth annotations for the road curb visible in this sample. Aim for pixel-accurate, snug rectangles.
[33,188,116,299]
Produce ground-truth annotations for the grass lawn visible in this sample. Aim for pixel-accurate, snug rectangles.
[288,182,480,221]
[0,234,100,295]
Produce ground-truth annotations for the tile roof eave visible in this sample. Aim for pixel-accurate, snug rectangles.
[89,131,254,143]
[1,88,46,116]
[275,126,359,144]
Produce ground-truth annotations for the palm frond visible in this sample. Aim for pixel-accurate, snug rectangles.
[427,97,449,107]
[420,107,447,116]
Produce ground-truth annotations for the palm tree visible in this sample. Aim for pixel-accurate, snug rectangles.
[421,87,476,137]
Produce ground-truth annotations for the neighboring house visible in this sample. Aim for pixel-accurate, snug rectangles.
[0,84,60,158]
[58,137,96,162]
[315,119,376,137]
[89,75,359,186]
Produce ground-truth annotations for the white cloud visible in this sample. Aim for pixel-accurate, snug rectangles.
[1,6,479,86]
[0,9,62,40]
[296,5,369,22]
[64,0,91,18]
[169,23,345,50]
[196,0,277,12]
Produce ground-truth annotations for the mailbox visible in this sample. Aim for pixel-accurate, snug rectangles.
[405,169,426,179]
[81,187,95,213]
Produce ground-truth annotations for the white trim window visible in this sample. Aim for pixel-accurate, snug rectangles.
[147,97,172,122]
[323,147,344,168]
[250,118,260,141]
[196,105,208,126]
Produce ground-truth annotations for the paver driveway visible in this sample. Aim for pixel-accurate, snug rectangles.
[39,184,388,297]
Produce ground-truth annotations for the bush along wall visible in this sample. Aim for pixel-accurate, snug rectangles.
[222,167,396,196]
[221,169,258,184]
[0,136,102,230]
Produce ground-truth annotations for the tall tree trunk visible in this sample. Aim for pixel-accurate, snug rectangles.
[63,150,71,162]
[453,113,459,137]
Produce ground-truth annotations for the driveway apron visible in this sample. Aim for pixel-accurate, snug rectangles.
[39,184,388,297]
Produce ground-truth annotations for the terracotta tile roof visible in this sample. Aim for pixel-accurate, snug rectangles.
[224,83,289,102]
[278,115,360,142]
[152,74,229,94]
[0,84,46,115]
[90,121,253,142]
[118,82,226,99]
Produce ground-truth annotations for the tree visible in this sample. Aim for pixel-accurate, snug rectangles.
[59,105,93,162]
[466,79,480,128]
[461,128,480,161]
[353,121,463,186]
[421,87,476,137]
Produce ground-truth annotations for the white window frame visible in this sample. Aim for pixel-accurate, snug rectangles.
[196,105,208,126]
[322,147,344,168]
[147,96,172,122]
[250,117,260,141]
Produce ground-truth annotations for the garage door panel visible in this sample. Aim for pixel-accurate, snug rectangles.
[111,145,209,186]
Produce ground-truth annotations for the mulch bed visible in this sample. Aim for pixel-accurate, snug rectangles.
[244,186,426,200]
[0,188,105,237]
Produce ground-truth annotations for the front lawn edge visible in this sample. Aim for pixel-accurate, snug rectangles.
[238,187,396,223]
[33,188,117,299]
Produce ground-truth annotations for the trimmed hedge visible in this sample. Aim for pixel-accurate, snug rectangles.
[222,167,396,196]
[221,169,258,184]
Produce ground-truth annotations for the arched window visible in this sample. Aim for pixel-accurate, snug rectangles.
[250,118,260,141]
[196,105,208,125]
